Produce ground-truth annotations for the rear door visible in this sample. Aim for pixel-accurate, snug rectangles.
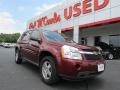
[20,31,32,59]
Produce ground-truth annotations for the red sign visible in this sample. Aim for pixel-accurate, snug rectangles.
[29,0,109,29]
[29,12,61,29]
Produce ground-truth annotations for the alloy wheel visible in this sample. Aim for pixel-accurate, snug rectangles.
[42,61,52,80]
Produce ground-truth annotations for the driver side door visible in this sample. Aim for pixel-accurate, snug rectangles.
[27,30,41,65]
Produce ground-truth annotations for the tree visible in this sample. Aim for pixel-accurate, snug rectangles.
[0,33,20,43]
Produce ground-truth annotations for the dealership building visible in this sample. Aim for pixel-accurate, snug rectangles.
[27,0,120,47]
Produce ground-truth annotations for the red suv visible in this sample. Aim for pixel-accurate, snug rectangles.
[15,29,105,84]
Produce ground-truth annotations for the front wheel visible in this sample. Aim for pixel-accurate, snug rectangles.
[15,50,22,64]
[40,56,59,85]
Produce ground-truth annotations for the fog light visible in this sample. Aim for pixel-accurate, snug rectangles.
[75,64,81,70]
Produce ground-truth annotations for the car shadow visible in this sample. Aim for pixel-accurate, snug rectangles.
[21,61,105,90]
[21,61,40,76]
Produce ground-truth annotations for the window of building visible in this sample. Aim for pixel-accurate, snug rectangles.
[109,35,120,47]
[94,36,101,46]
[81,37,87,45]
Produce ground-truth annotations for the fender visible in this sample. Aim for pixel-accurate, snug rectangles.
[39,48,63,74]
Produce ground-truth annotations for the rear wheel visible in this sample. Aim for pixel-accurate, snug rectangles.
[15,50,22,64]
[40,56,59,85]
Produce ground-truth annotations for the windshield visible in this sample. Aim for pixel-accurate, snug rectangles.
[42,30,75,43]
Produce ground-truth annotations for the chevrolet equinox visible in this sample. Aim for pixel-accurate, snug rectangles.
[15,29,105,84]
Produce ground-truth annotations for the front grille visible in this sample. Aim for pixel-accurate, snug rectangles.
[84,54,102,60]
[82,49,102,60]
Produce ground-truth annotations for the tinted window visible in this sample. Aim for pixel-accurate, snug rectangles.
[43,30,65,42]
[22,31,31,41]
[30,30,40,40]
[43,30,75,43]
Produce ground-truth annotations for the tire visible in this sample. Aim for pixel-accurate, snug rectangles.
[108,53,114,60]
[15,50,22,64]
[40,56,59,85]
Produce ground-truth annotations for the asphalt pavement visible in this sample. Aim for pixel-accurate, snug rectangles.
[0,47,120,90]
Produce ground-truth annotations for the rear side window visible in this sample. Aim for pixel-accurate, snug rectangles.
[30,30,40,40]
[21,31,31,41]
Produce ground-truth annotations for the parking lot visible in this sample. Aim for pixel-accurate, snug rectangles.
[0,47,120,90]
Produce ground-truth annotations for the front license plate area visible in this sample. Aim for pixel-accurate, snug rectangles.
[98,64,104,72]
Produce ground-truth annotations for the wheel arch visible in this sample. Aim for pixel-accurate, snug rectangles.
[39,51,58,65]
[15,44,21,51]
[15,47,18,52]
[39,51,60,84]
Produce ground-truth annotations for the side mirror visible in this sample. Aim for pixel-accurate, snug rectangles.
[38,39,42,44]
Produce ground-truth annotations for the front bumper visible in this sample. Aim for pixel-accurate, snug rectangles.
[60,59,105,79]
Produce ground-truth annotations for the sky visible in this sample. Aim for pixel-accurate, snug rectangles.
[0,0,64,34]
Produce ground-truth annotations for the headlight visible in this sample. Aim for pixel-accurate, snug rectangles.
[61,45,82,60]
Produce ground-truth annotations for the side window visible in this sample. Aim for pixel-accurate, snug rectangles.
[22,31,31,41]
[30,30,40,40]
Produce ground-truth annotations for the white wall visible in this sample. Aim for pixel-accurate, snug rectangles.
[87,37,94,46]
[27,0,120,31]
[73,26,79,43]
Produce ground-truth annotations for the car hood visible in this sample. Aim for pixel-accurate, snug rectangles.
[47,40,98,51]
